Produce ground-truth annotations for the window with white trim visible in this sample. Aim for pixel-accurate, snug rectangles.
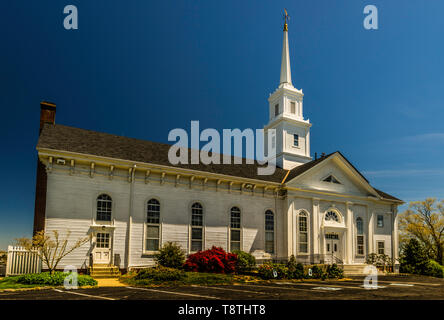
[191,202,203,252]
[377,241,385,255]
[377,215,384,228]
[274,104,279,116]
[265,210,275,254]
[96,233,110,248]
[97,194,112,221]
[293,134,299,147]
[146,199,160,251]
[299,211,308,253]
[230,207,241,252]
[356,217,364,255]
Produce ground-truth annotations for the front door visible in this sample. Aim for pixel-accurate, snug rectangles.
[93,232,111,264]
[325,233,342,264]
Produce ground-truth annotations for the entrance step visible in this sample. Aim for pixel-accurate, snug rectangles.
[89,264,121,279]
[343,264,371,276]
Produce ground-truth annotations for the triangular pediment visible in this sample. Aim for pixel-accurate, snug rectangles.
[285,152,380,198]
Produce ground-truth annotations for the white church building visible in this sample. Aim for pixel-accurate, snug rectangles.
[33,19,402,273]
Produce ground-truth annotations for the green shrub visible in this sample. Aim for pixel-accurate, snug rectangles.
[326,264,343,279]
[257,262,288,280]
[233,250,256,273]
[16,272,97,286]
[154,242,185,269]
[399,239,429,274]
[286,256,305,279]
[135,267,186,282]
[424,260,444,278]
[310,265,326,279]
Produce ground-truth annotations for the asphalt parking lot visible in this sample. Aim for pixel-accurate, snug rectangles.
[0,275,443,300]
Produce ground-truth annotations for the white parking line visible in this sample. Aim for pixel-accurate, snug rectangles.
[276,282,367,290]
[53,289,116,300]
[191,285,278,296]
[389,283,414,287]
[236,283,331,293]
[126,286,220,299]
[312,287,342,291]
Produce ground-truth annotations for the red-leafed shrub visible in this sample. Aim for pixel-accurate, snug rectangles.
[183,246,238,273]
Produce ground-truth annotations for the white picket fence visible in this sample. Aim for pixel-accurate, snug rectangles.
[6,246,42,276]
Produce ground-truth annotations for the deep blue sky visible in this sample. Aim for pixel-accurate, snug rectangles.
[1,1,443,250]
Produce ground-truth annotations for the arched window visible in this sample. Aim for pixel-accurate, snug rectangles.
[96,194,112,221]
[191,202,203,252]
[230,207,241,252]
[146,199,160,251]
[265,210,275,254]
[299,211,308,253]
[325,210,339,222]
[356,217,364,255]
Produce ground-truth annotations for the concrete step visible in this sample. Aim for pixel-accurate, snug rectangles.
[88,264,121,279]
[343,264,370,276]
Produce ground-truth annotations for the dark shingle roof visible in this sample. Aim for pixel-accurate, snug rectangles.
[37,123,402,202]
[37,124,288,183]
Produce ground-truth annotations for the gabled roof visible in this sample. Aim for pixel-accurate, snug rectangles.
[37,124,288,183]
[283,151,402,202]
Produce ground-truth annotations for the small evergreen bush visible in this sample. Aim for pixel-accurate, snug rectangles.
[257,262,288,279]
[424,260,444,278]
[135,266,186,282]
[232,250,256,273]
[155,242,185,269]
[286,256,305,279]
[310,265,327,279]
[326,264,343,279]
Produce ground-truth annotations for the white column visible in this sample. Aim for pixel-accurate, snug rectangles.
[392,206,399,268]
[312,198,320,262]
[367,205,374,255]
[345,202,353,264]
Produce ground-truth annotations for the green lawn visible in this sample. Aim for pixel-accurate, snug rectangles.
[0,276,45,290]
[121,271,242,286]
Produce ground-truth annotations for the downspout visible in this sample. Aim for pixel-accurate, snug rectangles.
[126,164,136,270]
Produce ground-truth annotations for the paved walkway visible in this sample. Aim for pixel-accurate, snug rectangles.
[95,278,126,287]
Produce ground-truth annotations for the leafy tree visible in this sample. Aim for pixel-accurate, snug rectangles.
[399,238,429,274]
[16,230,90,275]
[154,242,185,269]
[399,198,444,265]
[0,251,7,265]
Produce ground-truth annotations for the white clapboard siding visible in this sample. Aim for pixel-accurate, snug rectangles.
[6,246,42,276]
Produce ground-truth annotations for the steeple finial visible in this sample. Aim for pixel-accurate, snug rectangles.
[283,8,289,31]
[279,9,292,86]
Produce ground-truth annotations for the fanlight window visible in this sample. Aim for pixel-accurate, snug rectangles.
[323,175,341,184]
[325,210,339,222]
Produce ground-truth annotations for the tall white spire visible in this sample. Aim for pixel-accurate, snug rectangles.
[279,10,292,87]
[265,10,312,170]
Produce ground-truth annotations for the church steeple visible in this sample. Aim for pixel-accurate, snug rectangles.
[279,9,292,87]
[264,10,312,170]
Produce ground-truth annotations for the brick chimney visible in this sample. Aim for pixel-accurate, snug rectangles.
[39,101,56,133]
[33,101,56,235]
